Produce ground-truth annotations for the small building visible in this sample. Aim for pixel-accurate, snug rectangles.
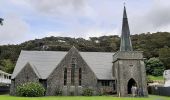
[163,70,170,87]
[0,70,11,85]
[10,6,148,96]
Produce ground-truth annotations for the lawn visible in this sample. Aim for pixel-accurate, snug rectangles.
[0,95,169,100]
[148,75,164,81]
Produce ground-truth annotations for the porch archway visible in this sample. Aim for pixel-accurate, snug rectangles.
[127,78,136,94]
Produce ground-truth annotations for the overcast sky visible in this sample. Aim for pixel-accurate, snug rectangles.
[0,0,170,45]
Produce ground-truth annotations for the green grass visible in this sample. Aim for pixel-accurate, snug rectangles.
[0,95,169,100]
[148,75,164,81]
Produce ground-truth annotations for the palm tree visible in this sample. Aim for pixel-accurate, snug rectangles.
[0,18,4,25]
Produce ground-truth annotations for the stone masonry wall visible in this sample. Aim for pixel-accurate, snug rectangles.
[46,47,98,96]
[113,52,148,97]
[10,63,39,95]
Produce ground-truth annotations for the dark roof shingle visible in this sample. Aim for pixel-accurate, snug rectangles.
[12,50,115,80]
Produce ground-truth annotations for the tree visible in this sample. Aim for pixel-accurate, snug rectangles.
[0,59,14,74]
[145,57,165,76]
[159,47,170,69]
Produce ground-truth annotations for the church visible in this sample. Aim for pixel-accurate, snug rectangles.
[10,6,148,97]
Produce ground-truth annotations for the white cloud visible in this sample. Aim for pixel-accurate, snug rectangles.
[10,0,30,6]
[131,0,170,34]
[158,24,170,32]
[24,0,86,17]
[0,14,30,45]
[1,0,170,45]
[0,0,122,44]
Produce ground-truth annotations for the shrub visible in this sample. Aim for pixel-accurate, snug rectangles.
[82,88,93,96]
[97,89,111,96]
[145,58,165,76]
[55,89,62,96]
[16,82,45,97]
[97,90,103,96]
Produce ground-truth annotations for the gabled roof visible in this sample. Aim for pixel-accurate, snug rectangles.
[12,50,115,80]
[0,70,11,76]
[12,51,67,79]
[80,52,115,80]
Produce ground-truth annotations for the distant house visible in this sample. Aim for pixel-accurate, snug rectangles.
[0,70,11,85]
[10,6,148,96]
[163,70,170,87]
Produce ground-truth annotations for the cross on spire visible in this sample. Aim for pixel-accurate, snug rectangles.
[123,0,126,6]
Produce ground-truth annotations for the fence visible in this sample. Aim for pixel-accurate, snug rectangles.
[148,86,170,96]
[0,86,10,94]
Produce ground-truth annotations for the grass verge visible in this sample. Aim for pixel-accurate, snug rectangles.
[0,95,169,100]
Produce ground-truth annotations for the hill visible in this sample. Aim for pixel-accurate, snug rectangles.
[0,32,170,73]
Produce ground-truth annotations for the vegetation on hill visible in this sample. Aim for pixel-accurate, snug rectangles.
[0,32,170,75]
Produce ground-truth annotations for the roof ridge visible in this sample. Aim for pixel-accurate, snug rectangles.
[21,50,115,53]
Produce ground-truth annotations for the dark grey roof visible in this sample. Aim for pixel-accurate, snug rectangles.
[12,51,67,79]
[80,52,114,80]
[12,51,115,80]
[0,70,11,76]
[120,6,133,51]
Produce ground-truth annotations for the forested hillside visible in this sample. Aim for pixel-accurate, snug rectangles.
[0,32,170,74]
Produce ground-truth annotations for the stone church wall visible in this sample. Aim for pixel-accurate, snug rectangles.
[113,52,148,97]
[118,60,142,95]
[10,48,115,96]
[97,80,115,94]
[10,63,39,95]
[46,48,98,96]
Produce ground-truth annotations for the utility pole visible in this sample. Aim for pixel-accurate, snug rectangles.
[0,18,4,25]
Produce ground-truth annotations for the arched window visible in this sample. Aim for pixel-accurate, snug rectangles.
[71,58,76,85]
[64,68,67,86]
[79,68,82,86]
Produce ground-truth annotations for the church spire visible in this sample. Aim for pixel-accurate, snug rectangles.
[120,6,133,51]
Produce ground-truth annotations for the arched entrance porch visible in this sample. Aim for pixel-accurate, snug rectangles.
[127,78,137,94]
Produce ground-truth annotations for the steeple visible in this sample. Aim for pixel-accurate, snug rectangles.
[120,6,133,51]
